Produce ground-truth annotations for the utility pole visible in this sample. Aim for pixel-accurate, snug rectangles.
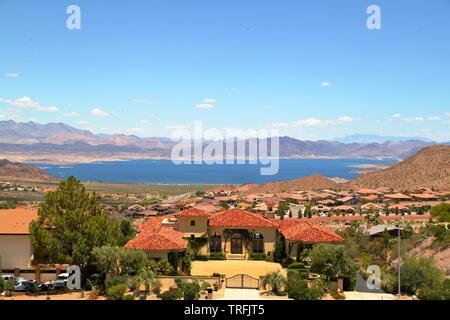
[397,217,401,300]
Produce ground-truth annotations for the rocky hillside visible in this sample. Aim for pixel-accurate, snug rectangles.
[344,145,450,191]
[0,159,57,182]
[242,174,338,194]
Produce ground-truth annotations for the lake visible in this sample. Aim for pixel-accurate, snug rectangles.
[31,158,396,185]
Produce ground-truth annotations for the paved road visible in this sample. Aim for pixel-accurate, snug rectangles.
[217,289,290,300]
[160,192,193,204]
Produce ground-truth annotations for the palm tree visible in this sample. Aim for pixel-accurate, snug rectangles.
[261,271,287,294]
[137,268,158,294]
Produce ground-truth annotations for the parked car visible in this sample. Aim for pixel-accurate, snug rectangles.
[1,275,17,282]
[53,273,70,290]
[14,280,38,292]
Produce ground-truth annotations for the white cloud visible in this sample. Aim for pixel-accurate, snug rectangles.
[203,98,217,103]
[392,113,401,118]
[4,72,20,78]
[270,116,359,128]
[263,106,273,109]
[77,121,91,125]
[321,81,332,87]
[402,117,424,122]
[194,103,215,109]
[148,113,156,117]
[428,116,441,121]
[90,108,109,116]
[130,127,144,133]
[63,112,80,117]
[140,120,149,124]
[444,112,450,117]
[131,99,152,104]
[0,96,58,112]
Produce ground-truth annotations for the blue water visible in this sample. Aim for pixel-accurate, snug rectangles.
[30,158,396,185]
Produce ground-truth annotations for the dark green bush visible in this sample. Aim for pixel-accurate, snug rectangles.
[287,272,324,300]
[193,255,209,261]
[0,276,4,292]
[181,281,201,300]
[287,262,305,269]
[250,253,267,260]
[158,289,183,300]
[281,257,294,267]
[106,284,127,300]
[105,277,127,290]
[124,294,135,300]
[208,253,227,260]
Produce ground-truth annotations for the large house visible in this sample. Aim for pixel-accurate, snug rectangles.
[125,208,344,260]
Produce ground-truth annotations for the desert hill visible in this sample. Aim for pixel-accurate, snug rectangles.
[344,145,450,191]
[0,159,57,182]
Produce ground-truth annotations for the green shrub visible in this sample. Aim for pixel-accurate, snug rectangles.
[281,257,294,267]
[181,281,201,300]
[158,289,183,300]
[287,262,305,269]
[106,284,127,300]
[4,279,17,291]
[208,253,227,260]
[124,294,135,300]
[395,257,444,295]
[0,276,4,292]
[250,253,267,260]
[212,273,221,277]
[193,255,209,261]
[105,277,127,290]
[287,272,324,300]
[418,279,450,300]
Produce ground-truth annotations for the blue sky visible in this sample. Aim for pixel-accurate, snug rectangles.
[0,0,449,141]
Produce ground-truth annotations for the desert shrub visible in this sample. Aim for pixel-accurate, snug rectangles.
[106,283,127,300]
[287,272,324,300]
[418,279,450,300]
[281,257,294,267]
[395,257,445,295]
[208,253,227,260]
[105,277,127,290]
[124,294,135,300]
[126,277,141,292]
[158,289,183,300]
[310,244,355,280]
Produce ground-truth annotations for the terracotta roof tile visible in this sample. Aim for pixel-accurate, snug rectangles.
[274,219,344,242]
[209,209,276,228]
[0,208,38,235]
[175,208,210,217]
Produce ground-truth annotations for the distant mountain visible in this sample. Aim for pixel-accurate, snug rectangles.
[0,159,57,182]
[333,134,434,143]
[0,120,439,163]
[344,145,450,191]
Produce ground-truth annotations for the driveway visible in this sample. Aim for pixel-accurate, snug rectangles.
[344,291,398,300]
[191,260,285,278]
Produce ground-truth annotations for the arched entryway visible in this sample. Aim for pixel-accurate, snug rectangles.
[230,233,243,254]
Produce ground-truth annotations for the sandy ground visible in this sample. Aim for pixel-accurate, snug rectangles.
[191,260,286,278]
[344,291,412,300]
[0,292,90,301]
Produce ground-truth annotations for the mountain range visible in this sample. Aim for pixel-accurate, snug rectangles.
[0,120,446,164]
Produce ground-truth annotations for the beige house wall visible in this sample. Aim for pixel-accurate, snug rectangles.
[176,216,209,238]
[207,226,276,257]
[0,234,33,269]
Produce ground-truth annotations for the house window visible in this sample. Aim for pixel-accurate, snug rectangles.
[190,220,196,226]
[252,233,264,253]
[209,234,222,253]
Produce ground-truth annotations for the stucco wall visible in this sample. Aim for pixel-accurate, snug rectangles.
[0,234,33,269]
[176,216,209,237]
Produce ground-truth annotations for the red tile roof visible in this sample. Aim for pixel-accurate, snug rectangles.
[0,208,38,235]
[175,208,210,217]
[275,219,344,242]
[209,209,276,228]
[127,215,187,251]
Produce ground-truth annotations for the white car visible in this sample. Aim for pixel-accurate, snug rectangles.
[53,273,70,289]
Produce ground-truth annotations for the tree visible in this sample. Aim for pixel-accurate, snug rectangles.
[430,203,450,222]
[276,203,290,220]
[418,279,450,300]
[287,272,323,300]
[304,204,312,218]
[310,244,355,280]
[30,176,122,269]
[176,280,201,300]
[137,268,158,294]
[261,271,287,294]
[92,246,148,276]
